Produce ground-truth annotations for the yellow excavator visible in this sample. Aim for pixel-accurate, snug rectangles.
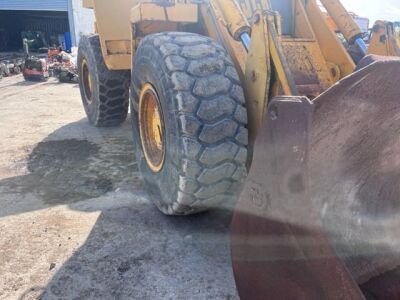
[79,0,400,298]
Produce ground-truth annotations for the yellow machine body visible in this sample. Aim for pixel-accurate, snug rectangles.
[369,20,400,57]
[83,0,356,143]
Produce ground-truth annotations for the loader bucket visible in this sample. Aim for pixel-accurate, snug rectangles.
[231,57,400,300]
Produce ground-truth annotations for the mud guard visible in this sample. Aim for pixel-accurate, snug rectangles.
[231,58,400,299]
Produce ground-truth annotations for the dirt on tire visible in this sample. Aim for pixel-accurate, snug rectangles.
[131,32,249,215]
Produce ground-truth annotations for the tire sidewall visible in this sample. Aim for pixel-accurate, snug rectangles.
[131,32,249,214]
[131,45,180,210]
[78,36,100,124]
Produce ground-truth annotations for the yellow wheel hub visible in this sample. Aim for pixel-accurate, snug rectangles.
[139,83,165,173]
[81,59,93,103]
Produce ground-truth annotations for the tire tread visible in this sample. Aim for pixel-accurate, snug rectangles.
[78,35,130,127]
[132,32,248,215]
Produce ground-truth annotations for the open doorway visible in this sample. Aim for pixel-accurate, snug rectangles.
[0,10,70,52]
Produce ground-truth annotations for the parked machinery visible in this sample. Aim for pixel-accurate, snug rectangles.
[79,0,400,298]
[49,52,78,83]
[3,59,23,75]
[368,20,400,57]
[23,56,49,81]
[0,62,8,79]
[323,9,400,59]
[0,59,23,78]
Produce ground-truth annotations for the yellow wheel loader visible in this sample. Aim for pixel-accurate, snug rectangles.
[369,21,400,57]
[324,10,400,60]
[78,0,400,298]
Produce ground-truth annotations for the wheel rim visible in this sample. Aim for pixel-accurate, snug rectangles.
[81,59,93,103]
[139,83,166,173]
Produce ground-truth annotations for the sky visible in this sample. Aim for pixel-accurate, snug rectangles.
[341,0,400,23]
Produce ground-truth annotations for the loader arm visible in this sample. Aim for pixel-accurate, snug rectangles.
[318,0,368,55]
[218,0,355,143]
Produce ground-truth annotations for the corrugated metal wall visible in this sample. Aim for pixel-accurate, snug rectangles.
[0,0,68,11]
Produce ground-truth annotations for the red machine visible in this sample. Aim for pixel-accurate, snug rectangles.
[23,56,49,81]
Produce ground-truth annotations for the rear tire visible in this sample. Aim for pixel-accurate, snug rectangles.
[78,35,130,127]
[131,32,249,215]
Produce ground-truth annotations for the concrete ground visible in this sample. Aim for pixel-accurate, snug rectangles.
[0,75,239,300]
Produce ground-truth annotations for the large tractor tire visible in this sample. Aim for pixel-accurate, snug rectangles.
[131,32,249,215]
[78,35,130,127]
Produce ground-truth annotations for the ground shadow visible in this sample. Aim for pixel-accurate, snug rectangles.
[0,118,140,218]
[9,79,43,87]
[43,81,78,87]
[0,119,237,299]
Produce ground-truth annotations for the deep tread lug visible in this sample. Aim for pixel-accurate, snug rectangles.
[78,35,129,127]
[131,32,248,215]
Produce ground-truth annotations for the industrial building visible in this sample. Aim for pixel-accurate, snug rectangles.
[0,0,94,52]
